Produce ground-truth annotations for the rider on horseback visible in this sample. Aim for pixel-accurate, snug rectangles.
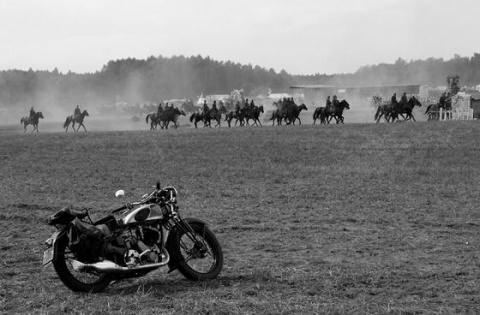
[212,101,218,113]
[445,92,452,109]
[326,96,332,111]
[241,99,247,111]
[203,100,209,114]
[439,92,446,109]
[332,95,339,108]
[391,93,397,104]
[29,106,36,120]
[74,105,81,120]
[400,92,408,106]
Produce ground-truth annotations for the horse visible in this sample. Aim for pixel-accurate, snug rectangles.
[386,97,417,122]
[268,109,281,126]
[225,111,240,127]
[268,107,293,126]
[225,110,246,127]
[204,104,227,127]
[424,104,440,121]
[274,100,296,125]
[375,97,421,123]
[374,103,397,123]
[374,100,407,123]
[20,112,44,133]
[273,99,308,125]
[160,107,186,129]
[245,105,264,126]
[189,112,204,128]
[313,107,329,125]
[269,100,291,125]
[288,103,308,125]
[327,100,350,124]
[426,97,453,121]
[399,96,422,121]
[145,112,163,130]
[64,110,89,132]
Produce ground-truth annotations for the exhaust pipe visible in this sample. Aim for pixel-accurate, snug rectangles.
[71,252,170,274]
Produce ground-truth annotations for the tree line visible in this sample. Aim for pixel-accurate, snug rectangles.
[0,55,294,111]
[295,54,480,88]
[1,53,479,112]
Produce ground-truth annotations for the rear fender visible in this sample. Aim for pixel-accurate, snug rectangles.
[165,217,208,272]
[50,229,68,263]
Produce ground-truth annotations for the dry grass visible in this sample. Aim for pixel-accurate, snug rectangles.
[1,121,480,314]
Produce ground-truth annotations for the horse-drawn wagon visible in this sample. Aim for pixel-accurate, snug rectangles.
[425,92,474,121]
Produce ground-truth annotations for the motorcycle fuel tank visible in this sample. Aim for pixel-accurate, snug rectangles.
[123,204,163,224]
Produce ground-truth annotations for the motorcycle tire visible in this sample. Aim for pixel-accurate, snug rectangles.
[173,222,223,281]
[52,235,113,293]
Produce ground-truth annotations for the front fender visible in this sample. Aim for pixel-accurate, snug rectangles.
[165,217,208,272]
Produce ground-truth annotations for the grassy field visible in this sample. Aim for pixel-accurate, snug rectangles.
[1,121,480,314]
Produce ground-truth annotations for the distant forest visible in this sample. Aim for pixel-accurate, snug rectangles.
[1,53,480,110]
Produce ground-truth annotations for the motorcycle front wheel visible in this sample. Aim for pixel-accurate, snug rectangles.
[52,235,112,292]
[173,222,223,281]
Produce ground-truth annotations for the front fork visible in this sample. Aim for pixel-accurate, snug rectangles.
[176,216,208,249]
[165,217,209,271]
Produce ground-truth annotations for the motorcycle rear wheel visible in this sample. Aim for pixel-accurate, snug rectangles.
[173,222,223,280]
[52,235,112,292]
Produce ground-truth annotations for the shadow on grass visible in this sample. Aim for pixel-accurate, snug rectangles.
[105,272,270,296]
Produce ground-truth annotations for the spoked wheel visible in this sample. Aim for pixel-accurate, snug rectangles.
[52,236,112,292]
[173,222,223,281]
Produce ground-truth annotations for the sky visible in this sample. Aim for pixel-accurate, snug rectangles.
[0,0,479,75]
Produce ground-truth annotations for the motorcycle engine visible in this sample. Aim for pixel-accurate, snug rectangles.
[122,226,162,266]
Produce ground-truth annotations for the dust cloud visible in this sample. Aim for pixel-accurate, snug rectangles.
[1,59,433,130]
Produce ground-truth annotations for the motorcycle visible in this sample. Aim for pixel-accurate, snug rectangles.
[42,181,223,292]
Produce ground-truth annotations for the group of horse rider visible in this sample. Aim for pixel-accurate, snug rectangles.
[389,92,408,107]
[234,99,256,114]
[325,95,340,111]
[28,105,83,121]
[198,98,257,116]
[203,100,219,114]
[156,102,176,116]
